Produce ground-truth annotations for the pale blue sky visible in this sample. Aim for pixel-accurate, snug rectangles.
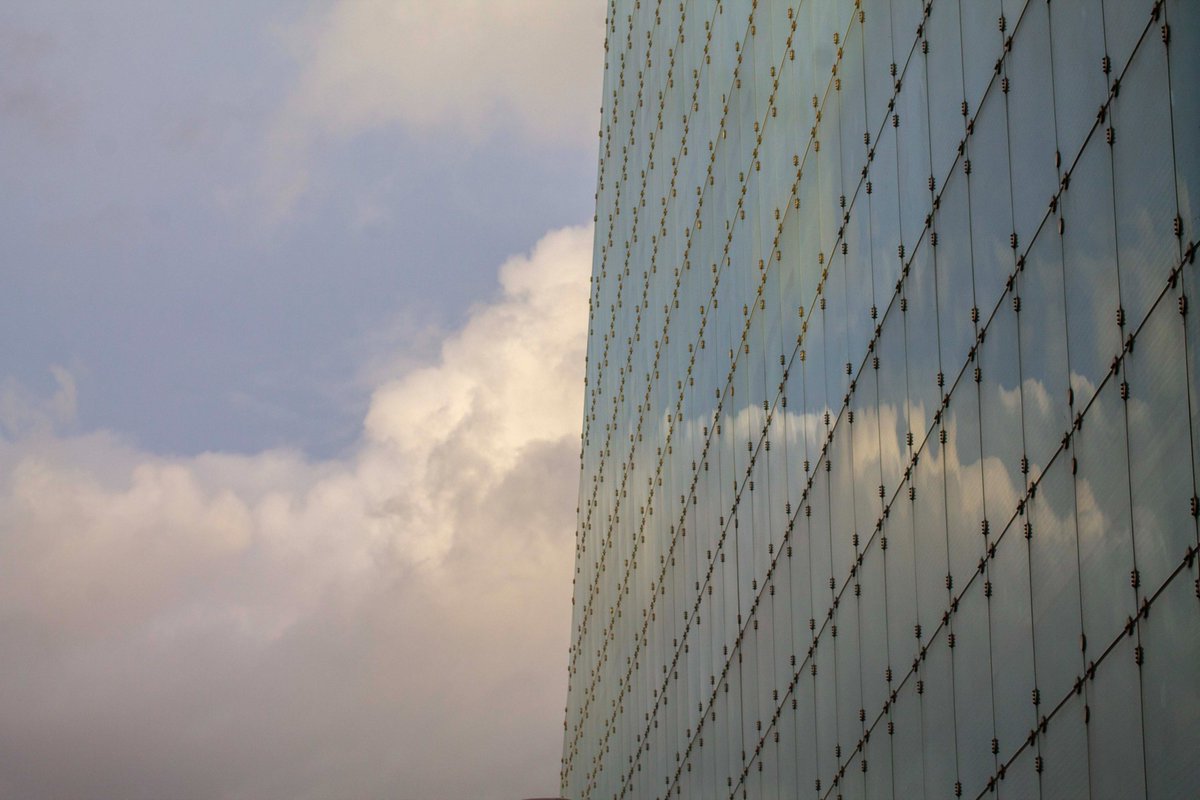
[1,0,596,456]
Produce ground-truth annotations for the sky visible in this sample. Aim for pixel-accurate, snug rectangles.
[0,2,604,798]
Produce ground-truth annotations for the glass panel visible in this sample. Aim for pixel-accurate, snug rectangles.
[858,544,889,721]
[876,302,909,494]
[921,635,958,799]
[852,368,883,556]
[944,372,986,591]
[912,421,950,638]
[891,677,926,798]
[884,478,920,680]
[839,19,869,209]
[862,0,895,132]
[794,663,820,797]
[869,112,903,318]
[895,54,932,251]
[1111,36,1179,330]
[842,201,876,371]
[1001,0,1029,28]
[1124,298,1194,595]
[934,169,978,370]
[836,578,864,750]
[904,240,942,436]
[988,523,1036,762]
[953,577,996,798]
[1017,228,1071,482]
[1167,0,1200,242]
[1087,632,1147,799]
[996,741,1041,800]
[966,84,1015,308]
[1141,561,1200,799]
[830,424,857,583]
[808,466,835,629]
[814,629,839,784]
[891,0,922,61]
[1048,0,1108,163]
[1005,0,1058,249]
[1028,453,1083,707]
[1038,690,1090,800]
[923,0,965,184]
[863,708,895,799]
[1103,0,1157,76]
[978,299,1025,523]
[1073,379,1137,658]
[959,0,1003,114]
[1060,136,1121,410]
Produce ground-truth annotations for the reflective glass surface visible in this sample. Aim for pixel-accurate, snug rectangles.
[563,2,1199,798]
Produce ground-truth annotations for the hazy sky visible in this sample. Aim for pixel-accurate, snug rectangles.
[0,2,603,797]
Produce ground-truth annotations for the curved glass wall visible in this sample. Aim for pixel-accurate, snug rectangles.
[563,1,1200,798]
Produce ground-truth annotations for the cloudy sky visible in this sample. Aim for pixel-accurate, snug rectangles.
[0,2,603,797]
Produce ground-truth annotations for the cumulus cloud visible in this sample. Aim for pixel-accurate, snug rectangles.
[264,0,605,215]
[0,224,593,800]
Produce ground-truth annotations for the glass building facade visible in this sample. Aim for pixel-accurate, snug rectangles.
[563,0,1199,798]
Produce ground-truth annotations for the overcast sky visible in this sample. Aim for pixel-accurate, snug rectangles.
[0,2,603,798]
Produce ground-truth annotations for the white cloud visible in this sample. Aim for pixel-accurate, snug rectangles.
[0,224,593,800]
[264,0,605,216]
[284,0,604,144]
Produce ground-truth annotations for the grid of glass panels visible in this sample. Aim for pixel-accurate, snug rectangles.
[562,1,1200,798]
